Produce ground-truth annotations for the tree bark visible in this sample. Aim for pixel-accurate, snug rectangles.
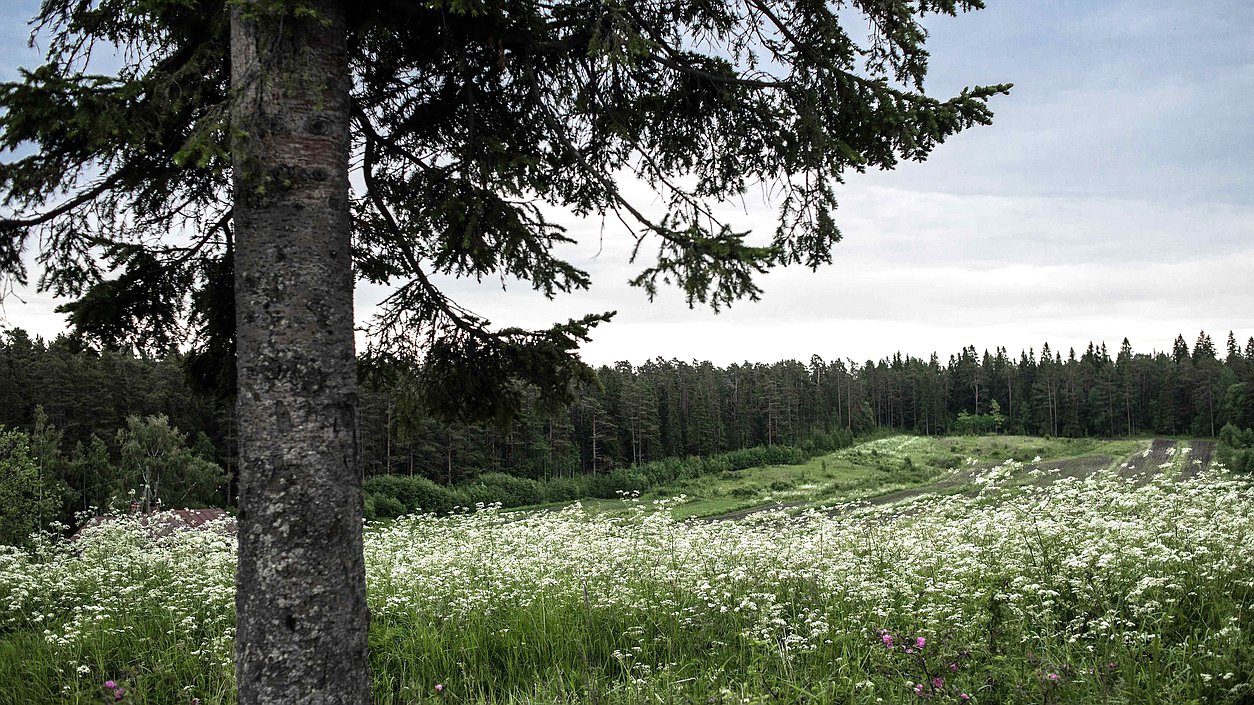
[230,2,369,704]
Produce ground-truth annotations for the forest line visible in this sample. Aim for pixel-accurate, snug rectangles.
[1,327,1252,520]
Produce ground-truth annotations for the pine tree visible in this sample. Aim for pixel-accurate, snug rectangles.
[1116,338,1136,435]
[1033,343,1059,436]
[1173,334,1191,364]
[690,362,726,455]
[618,367,660,465]
[1192,331,1221,436]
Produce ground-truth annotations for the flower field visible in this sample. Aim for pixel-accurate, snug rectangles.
[1,452,1252,704]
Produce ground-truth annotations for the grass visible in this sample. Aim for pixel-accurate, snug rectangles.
[2,435,1251,704]
[524,435,1149,521]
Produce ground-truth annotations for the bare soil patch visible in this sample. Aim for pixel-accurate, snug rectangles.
[1118,439,1175,486]
[1180,440,1215,480]
[1026,454,1113,484]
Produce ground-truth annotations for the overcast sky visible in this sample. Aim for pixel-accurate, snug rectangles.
[2,0,1252,365]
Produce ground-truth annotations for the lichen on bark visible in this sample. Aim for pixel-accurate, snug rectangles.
[230,1,370,703]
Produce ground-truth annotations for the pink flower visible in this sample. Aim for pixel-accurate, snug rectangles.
[104,681,117,690]
[435,684,445,694]
[881,633,894,648]
[960,694,971,702]
[949,662,959,672]
[932,677,944,689]
[1047,673,1060,682]
[915,636,926,649]
[905,647,914,654]
[913,683,924,696]
[113,688,126,701]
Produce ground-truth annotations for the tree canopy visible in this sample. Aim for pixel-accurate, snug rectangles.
[2,0,1009,414]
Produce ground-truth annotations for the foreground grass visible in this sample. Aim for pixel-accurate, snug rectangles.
[2,452,1252,704]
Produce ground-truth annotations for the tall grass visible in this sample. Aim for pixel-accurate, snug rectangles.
[1,463,1251,704]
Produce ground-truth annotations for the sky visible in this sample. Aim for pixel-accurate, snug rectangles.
[2,0,1252,366]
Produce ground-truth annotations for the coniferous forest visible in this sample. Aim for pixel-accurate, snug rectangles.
[2,327,1253,518]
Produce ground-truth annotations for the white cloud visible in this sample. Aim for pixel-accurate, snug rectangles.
[350,184,1254,365]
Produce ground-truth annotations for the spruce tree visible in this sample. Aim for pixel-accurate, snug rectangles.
[1,1,1009,701]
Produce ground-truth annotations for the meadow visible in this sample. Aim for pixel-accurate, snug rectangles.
[0,436,1251,704]
[556,435,1146,520]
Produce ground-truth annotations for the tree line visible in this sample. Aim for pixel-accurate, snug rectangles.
[3,327,1253,515]
[357,331,1254,484]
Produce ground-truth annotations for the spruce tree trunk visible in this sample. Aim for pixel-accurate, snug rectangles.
[230,2,369,704]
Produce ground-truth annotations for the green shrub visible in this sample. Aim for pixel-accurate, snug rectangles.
[701,456,731,475]
[584,469,647,499]
[721,445,806,471]
[1217,423,1254,473]
[466,472,543,508]
[542,477,584,504]
[1218,423,1253,450]
[363,475,415,506]
[363,474,462,514]
[369,493,406,519]
[720,448,759,471]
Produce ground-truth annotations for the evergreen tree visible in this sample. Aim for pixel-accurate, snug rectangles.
[1032,343,1059,436]
[1173,335,1191,363]
[1150,351,1179,433]
[0,0,1004,695]
[1115,338,1136,435]
[690,361,726,456]
[541,407,579,480]
[573,390,617,475]
[1191,332,1222,436]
